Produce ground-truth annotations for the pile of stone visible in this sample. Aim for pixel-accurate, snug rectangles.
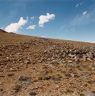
[41,45,95,63]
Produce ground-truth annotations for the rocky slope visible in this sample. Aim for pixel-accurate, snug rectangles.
[0,29,95,96]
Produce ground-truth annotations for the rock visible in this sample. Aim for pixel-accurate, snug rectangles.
[87,52,93,59]
[85,91,95,96]
[82,54,87,61]
[38,59,43,63]
[13,84,22,93]
[74,55,80,62]
[24,59,31,64]
[42,44,95,63]
[42,74,62,81]
[50,60,59,65]
[68,53,75,58]
[6,57,10,60]
[9,68,16,71]
[0,82,2,85]
[88,80,95,84]
[29,92,37,96]
[70,73,75,77]
[68,60,73,63]
[62,52,66,57]
[18,75,32,86]
[44,50,47,53]
[16,53,21,55]
[18,75,31,82]
[87,57,92,61]
[7,73,14,77]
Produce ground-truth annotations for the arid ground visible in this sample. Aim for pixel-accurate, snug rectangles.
[0,29,95,96]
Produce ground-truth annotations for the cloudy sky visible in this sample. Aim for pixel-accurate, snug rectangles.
[0,0,95,42]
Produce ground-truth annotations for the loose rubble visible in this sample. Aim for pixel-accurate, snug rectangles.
[0,30,95,96]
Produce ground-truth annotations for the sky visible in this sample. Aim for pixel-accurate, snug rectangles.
[0,0,95,42]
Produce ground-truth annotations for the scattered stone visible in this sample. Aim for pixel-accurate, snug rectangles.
[82,54,87,61]
[7,73,14,77]
[29,92,37,96]
[13,84,22,93]
[18,75,31,85]
[85,91,95,96]
[24,59,31,64]
[68,60,73,63]
[0,30,95,96]
[19,75,31,81]
[80,93,85,96]
[68,53,75,58]
[87,52,93,59]
[88,80,95,84]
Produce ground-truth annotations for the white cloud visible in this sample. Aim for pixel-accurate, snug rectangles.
[82,11,88,15]
[27,25,36,30]
[75,4,80,7]
[0,27,4,30]
[75,2,82,8]
[30,16,34,20]
[39,13,55,27]
[59,11,91,32]
[5,17,27,33]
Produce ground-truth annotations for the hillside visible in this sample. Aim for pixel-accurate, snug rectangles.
[0,29,95,96]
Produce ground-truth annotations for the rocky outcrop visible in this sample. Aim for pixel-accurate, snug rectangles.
[41,45,95,64]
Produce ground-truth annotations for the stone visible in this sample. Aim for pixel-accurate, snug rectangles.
[85,91,95,96]
[18,75,31,82]
[24,59,31,64]
[87,58,92,61]
[68,53,75,58]
[13,84,22,93]
[86,52,93,60]
[74,55,79,62]
[62,52,66,57]
[82,54,87,61]
[70,73,75,77]
[18,75,32,85]
[29,92,37,96]
[68,60,73,63]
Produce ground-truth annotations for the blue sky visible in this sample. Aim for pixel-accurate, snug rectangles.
[0,0,95,42]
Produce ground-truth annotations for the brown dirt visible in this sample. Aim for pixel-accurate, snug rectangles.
[0,29,95,96]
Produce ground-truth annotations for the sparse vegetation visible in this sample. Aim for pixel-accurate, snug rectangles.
[0,29,95,96]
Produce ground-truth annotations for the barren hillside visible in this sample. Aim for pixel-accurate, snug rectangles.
[0,29,95,96]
